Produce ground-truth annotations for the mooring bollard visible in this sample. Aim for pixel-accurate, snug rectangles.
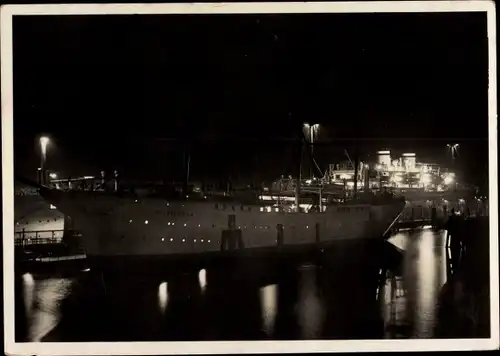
[431,206,437,228]
[220,214,243,251]
[276,224,284,246]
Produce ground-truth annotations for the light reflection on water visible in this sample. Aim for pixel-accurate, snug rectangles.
[385,228,448,338]
[296,265,324,339]
[415,230,437,337]
[157,282,168,314]
[259,284,277,336]
[17,229,455,341]
[21,274,74,342]
[198,269,207,292]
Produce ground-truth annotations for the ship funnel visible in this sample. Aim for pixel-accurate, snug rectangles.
[377,150,391,168]
[402,153,416,170]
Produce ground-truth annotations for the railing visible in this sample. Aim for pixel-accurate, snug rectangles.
[15,229,64,239]
[14,229,65,246]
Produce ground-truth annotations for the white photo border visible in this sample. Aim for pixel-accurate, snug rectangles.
[2,2,498,354]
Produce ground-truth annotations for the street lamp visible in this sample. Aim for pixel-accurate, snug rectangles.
[39,136,50,170]
[303,123,320,144]
[303,123,320,178]
[38,136,50,185]
[447,143,459,163]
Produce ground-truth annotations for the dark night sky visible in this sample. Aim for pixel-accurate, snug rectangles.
[12,12,489,186]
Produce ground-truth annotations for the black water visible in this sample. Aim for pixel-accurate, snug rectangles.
[14,228,490,342]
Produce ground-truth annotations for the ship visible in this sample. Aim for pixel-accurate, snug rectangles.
[15,137,406,270]
[16,185,404,269]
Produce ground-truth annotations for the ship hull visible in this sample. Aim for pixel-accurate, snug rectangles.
[37,189,405,269]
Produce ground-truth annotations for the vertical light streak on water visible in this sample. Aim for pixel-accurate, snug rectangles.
[259,284,277,336]
[29,278,74,342]
[415,229,437,338]
[387,231,410,252]
[296,265,323,339]
[198,269,207,293]
[158,281,168,315]
[436,230,448,292]
[22,273,35,317]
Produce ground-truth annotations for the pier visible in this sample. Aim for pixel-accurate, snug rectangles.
[15,215,491,341]
[13,193,491,341]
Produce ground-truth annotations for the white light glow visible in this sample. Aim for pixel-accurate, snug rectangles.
[49,173,57,179]
[158,282,168,314]
[420,173,432,185]
[259,284,278,336]
[392,175,402,183]
[39,136,49,160]
[22,273,35,317]
[198,269,207,291]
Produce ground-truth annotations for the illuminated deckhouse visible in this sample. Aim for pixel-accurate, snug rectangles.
[328,150,457,192]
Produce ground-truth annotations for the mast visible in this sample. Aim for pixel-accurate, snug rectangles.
[182,149,190,198]
[353,144,359,199]
[295,137,302,212]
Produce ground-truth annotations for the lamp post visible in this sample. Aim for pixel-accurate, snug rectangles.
[39,136,50,184]
[40,136,49,169]
[447,143,459,165]
[303,123,320,178]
